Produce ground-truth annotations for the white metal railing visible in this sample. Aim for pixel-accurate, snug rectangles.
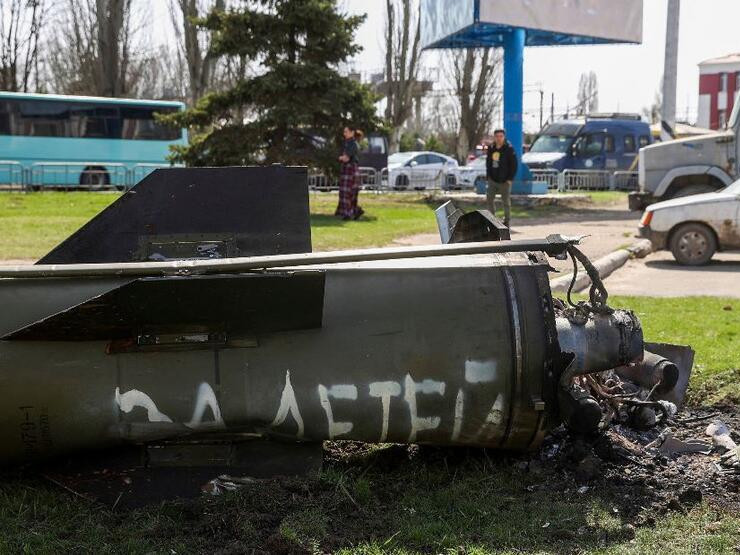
[29,162,128,190]
[529,169,559,190]
[612,170,639,191]
[561,169,613,191]
[0,160,641,194]
[129,163,173,188]
[0,160,24,189]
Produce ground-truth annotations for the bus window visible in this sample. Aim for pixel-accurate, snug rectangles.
[624,135,636,153]
[17,100,69,137]
[121,106,179,140]
[0,98,179,141]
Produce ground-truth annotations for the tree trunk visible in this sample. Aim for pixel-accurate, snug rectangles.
[383,0,421,153]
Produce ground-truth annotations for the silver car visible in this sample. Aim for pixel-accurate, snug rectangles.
[383,151,458,190]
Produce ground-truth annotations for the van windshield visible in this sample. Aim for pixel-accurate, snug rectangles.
[530,134,574,153]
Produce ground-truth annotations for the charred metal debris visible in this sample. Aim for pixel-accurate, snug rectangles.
[0,169,703,484]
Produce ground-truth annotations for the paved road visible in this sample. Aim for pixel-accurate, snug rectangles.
[603,250,740,298]
[394,206,740,297]
[393,205,641,275]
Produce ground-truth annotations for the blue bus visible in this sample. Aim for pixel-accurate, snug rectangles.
[0,92,186,189]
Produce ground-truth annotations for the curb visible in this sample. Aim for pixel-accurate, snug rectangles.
[550,238,653,294]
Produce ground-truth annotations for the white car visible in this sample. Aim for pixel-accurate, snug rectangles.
[455,155,487,190]
[383,151,458,190]
[638,178,740,265]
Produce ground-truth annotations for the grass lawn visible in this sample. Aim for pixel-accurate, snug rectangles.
[0,190,620,260]
[0,296,737,554]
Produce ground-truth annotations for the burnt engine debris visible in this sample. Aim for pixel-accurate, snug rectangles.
[0,168,693,473]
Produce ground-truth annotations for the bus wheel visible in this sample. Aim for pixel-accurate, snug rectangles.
[80,166,110,190]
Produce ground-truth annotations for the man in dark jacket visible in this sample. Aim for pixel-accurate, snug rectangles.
[485,128,518,227]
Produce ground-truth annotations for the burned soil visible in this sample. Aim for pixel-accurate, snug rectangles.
[3,405,737,554]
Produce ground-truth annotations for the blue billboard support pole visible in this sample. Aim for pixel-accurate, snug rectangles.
[502,28,532,191]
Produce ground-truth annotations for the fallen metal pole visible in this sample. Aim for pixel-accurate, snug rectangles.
[0,235,577,279]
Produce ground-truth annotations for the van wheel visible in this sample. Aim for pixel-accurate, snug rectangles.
[80,166,110,189]
[670,223,716,265]
[668,184,715,199]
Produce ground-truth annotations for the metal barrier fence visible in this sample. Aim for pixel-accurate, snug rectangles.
[0,162,175,191]
[612,171,639,191]
[29,162,129,190]
[0,161,24,190]
[561,169,614,191]
[0,160,640,194]
[558,169,639,192]
[529,169,559,190]
[129,163,172,187]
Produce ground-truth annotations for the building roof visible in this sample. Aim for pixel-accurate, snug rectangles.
[699,53,740,66]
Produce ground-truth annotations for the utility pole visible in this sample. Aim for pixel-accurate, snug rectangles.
[661,0,680,141]
[550,92,555,124]
[539,89,544,130]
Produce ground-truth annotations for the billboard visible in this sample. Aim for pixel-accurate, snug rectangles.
[479,0,642,44]
[420,0,476,50]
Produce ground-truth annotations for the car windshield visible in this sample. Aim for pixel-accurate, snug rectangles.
[529,134,574,153]
[388,152,416,165]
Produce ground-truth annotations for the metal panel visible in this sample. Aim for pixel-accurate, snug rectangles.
[422,0,643,49]
[4,272,325,341]
[420,0,476,49]
[479,0,642,44]
[37,166,312,264]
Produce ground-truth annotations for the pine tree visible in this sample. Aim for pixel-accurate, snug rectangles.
[162,0,379,174]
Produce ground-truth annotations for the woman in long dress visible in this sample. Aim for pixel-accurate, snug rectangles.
[335,126,364,220]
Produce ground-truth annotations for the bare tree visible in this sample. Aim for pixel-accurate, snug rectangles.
[576,71,598,116]
[169,0,224,105]
[45,0,150,97]
[445,48,502,161]
[0,0,46,92]
[383,0,421,153]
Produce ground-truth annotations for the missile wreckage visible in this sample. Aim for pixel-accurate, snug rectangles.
[0,166,693,469]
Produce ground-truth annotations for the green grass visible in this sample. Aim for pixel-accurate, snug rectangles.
[0,191,583,259]
[1,454,738,554]
[0,192,119,259]
[606,296,739,405]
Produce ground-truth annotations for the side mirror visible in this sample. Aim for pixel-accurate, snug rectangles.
[409,160,418,167]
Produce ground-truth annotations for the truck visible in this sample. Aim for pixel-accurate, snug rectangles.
[629,94,740,211]
[523,114,651,172]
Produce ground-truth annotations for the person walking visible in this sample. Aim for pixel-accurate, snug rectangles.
[485,128,518,227]
[335,126,364,221]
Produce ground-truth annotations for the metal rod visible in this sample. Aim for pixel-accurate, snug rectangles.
[0,236,576,279]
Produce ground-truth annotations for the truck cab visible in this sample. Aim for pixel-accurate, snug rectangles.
[523,114,651,172]
[629,94,740,211]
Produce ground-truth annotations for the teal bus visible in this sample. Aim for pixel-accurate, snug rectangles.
[0,91,187,189]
